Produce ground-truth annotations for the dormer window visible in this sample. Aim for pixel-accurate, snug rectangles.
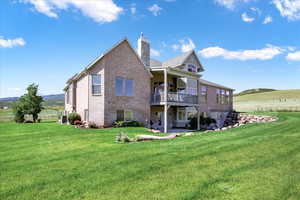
[187,64,197,73]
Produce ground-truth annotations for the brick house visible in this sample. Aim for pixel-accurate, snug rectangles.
[64,34,234,132]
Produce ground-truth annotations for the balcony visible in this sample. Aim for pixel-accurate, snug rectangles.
[151,92,198,105]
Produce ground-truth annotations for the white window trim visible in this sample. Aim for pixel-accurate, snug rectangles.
[91,74,101,96]
[115,76,134,97]
[177,108,188,122]
[186,63,197,73]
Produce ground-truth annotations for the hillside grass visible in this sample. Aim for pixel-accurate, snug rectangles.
[0,106,64,122]
[234,89,300,112]
[1,112,300,200]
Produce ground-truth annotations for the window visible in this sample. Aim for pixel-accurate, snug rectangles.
[84,109,89,121]
[221,90,225,104]
[225,90,231,104]
[115,77,134,96]
[125,79,134,96]
[92,74,101,95]
[124,110,133,121]
[177,108,186,121]
[216,89,221,104]
[187,79,198,95]
[116,110,133,121]
[115,77,124,96]
[187,64,197,73]
[200,86,207,104]
[66,90,70,104]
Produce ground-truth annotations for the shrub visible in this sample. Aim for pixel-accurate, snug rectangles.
[61,115,67,123]
[74,120,82,125]
[68,113,81,125]
[13,110,25,123]
[113,121,125,128]
[112,120,144,128]
[88,122,98,129]
[37,119,41,123]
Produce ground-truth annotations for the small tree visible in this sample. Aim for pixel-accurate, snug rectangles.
[13,83,44,123]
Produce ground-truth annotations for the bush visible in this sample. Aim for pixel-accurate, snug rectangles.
[14,110,25,123]
[88,122,98,129]
[74,120,82,125]
[112,120,144,128]
[61,115,67,123]
[68,113,81,125]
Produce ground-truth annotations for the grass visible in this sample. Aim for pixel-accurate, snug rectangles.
[1,112,300,200]
[0,107,63,122]
[234,89,300,112]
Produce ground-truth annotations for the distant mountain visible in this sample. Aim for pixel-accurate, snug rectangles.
[234,88,277,97]
[0,94,65,108]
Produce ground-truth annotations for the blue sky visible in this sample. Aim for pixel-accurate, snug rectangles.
[1,0,300,97]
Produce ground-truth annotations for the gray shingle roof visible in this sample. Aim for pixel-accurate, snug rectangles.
[199,79,234,91]
[162,50,193,68]
[150,59,162,67]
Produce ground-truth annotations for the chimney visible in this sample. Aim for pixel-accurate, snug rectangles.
[138,32,150,67]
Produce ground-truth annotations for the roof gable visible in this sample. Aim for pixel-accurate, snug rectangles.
[66,38,152,84]
[162,50,204,72]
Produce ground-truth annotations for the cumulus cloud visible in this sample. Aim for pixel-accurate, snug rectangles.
[215,0,253,10]
[241,12,255,22]
[179,38,196,53]
[148,4,162,16]
[286,51,300,61]
[263,16,273,24]
[0,37,26,48]
[130,3,136,15]
[150,48,161,57]
[19,0,123,23]
[199,45,285,61]
[272,0,300,21]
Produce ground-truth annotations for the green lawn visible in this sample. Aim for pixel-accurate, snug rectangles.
[1,112,300,200]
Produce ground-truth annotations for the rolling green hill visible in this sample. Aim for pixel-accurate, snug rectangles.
[234,89,300,112]
[234,88,277,96]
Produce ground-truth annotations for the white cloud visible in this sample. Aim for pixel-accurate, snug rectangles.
[150,48,161,57]
[148,4,162,16]
[286,51,300,61]
[199,45,284,61]
[215,0,252,10]
[0,37,26,48]
[179,38,196,53]
[241,12,255,22]
[287,46,296,51]
[130,4,136,14]
[272,0,300,21]
[19,0,123,23]
[171,44,180,51]
[263,16,273,24]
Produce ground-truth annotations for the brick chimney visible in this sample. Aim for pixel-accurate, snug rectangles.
[138,32,150,67]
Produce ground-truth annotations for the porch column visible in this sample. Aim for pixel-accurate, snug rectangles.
[164,68,168,133]
[197,108,200,130]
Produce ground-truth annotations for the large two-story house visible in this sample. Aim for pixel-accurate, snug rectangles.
[64,34,234,132]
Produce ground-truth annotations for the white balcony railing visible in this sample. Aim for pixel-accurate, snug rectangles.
[152,92,198,104]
